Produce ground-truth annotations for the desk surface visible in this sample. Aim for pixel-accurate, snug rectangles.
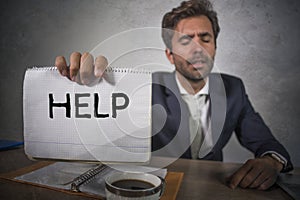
[0,148,298,200]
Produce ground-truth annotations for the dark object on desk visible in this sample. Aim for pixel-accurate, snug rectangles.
[112,179,155,190]
[277,173,300,200]
[0,140,24,151]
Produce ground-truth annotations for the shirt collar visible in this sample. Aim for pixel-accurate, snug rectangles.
[175,72,209,96]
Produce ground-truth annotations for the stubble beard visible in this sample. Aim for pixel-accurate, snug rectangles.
[175,57,214,83]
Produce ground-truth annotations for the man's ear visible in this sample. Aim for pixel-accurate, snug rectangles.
[165,48,174,64]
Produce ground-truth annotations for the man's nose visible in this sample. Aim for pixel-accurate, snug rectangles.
[191,37,204,53]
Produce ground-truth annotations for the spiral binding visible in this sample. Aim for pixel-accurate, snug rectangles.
[28,66,57,71]
[70,164,107,192]
[105,66,151,74]
[28,66,151,74]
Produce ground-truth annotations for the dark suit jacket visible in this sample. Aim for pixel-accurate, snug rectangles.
[151,71,293,172]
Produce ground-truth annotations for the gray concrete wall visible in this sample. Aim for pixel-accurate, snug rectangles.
[0,0,299,166]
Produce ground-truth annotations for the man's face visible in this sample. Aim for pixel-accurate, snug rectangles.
[166,15,216,81]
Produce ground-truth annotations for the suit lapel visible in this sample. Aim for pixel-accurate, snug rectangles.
[209,73,227,147]
[160,72,191,157]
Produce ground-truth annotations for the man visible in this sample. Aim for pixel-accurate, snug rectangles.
[55,0,293,190]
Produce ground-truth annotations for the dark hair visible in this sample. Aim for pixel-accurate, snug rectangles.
[162,0,220,49]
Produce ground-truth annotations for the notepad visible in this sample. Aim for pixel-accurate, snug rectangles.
[23,66,152,163]
[14,162,167,198]
[0,161,183,200]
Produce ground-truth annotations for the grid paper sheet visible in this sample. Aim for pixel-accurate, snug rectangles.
[23,66,152,163]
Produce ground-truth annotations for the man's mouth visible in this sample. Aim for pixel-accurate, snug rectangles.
[189,59,206,69]
[191,59,206,64]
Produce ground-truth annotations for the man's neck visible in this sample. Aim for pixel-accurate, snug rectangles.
[176,71,207,95]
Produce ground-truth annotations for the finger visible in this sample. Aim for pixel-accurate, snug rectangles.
[229,159,253,189]
[55,56,68,77]
[80,52,94,85]
[238,159,265,188]
[69,52,81,81]
[258,176,277,190]
[239,167,262,188]
[94,55,108,78]
[249,171,269,189]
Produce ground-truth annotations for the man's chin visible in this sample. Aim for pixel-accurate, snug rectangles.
[191,70,210,80]
[176,67,210,82]
[184,73,207,82]
[189,76,206,82]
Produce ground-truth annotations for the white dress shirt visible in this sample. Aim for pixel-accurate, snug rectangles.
[175,74,213,159]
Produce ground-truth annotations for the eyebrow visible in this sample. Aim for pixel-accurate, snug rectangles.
[178,32,213,42]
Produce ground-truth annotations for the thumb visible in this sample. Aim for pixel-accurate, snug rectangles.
[94,55,108,78]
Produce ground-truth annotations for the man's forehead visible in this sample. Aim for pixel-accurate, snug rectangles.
[174,15,214,35]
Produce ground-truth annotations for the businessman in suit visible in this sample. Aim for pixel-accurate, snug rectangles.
[55,0,293,190]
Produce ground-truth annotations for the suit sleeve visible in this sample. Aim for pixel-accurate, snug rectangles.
[234,79,293,172]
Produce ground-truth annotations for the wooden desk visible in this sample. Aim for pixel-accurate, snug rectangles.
[167,158,297,200]
[0,148,297,200]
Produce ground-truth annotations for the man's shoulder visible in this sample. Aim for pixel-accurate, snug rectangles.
[209,73,246,96]
[210,73,243,87]
[210,72,242,82]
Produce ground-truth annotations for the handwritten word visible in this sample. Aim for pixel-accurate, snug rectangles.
[49,93,129,119]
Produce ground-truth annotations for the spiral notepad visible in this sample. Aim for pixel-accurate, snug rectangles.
[13,162,167,198]
[23,66,152,163]
[69,164,108,192]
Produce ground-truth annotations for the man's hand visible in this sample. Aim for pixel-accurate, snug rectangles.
[55,52,108,85]
[228,155,283,190]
